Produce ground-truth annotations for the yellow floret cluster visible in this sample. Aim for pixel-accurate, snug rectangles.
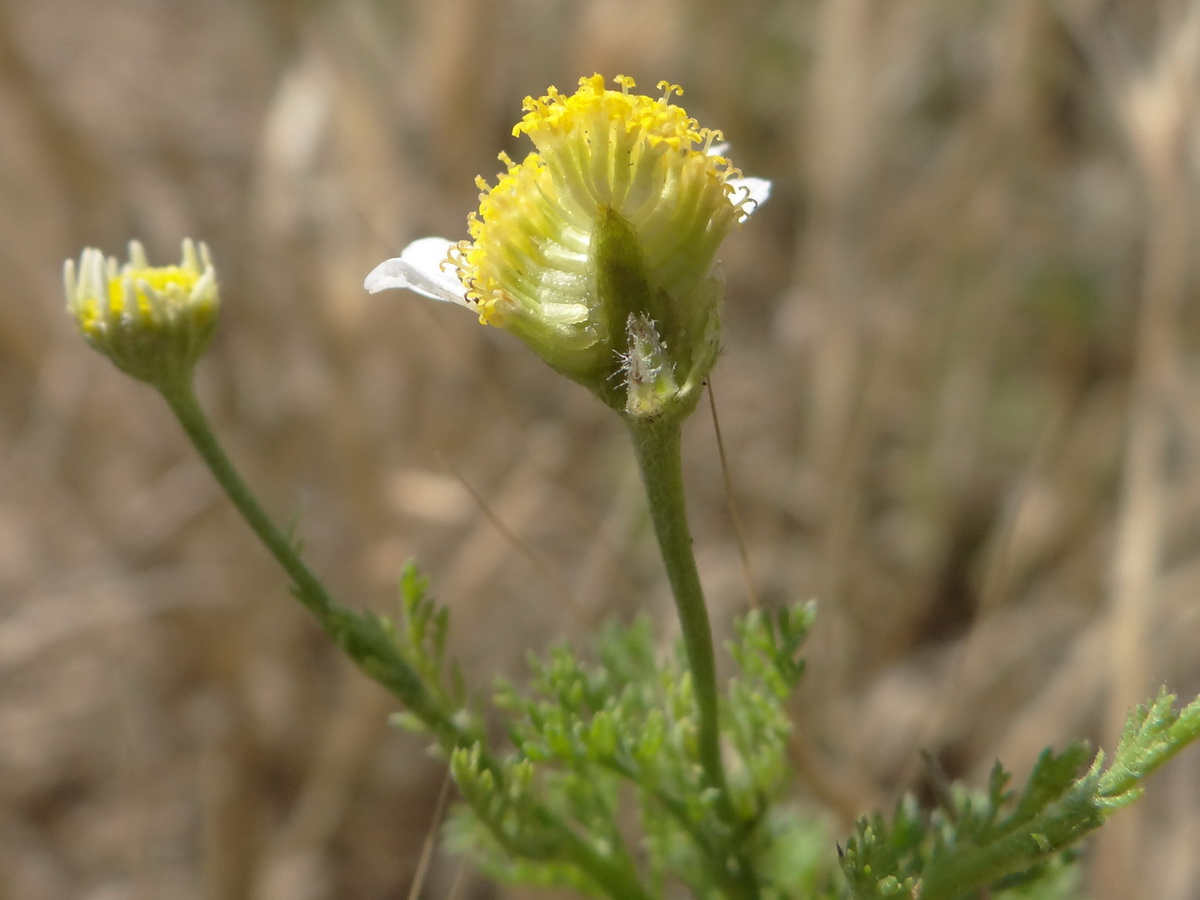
[65,240,218,388]
[449,75,748,386]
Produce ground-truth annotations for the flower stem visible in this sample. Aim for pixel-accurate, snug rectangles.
[159,380,448,733]
[163,379,655,900]
[628,417,757,898]
[628,419,726,791]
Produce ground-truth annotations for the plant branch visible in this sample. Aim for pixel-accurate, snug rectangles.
[160,380,459,745]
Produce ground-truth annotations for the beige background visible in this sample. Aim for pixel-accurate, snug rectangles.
[2,0,1200,897]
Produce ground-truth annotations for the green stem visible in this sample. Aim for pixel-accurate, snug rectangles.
[159,380,449,736]
[628,420,725,796]
[627,417,757,899]
[163,379,653,900]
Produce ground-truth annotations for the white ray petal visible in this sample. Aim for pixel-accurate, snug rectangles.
[364,237,470,307]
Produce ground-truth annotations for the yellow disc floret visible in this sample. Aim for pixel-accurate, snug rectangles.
[450,74,752,407]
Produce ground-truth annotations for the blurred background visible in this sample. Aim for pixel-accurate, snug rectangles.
[2,0,1200,897]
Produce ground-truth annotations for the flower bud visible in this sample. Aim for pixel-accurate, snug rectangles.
[65,240,219,390]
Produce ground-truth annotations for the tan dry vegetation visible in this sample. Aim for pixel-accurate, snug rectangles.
[2,0,1200,898]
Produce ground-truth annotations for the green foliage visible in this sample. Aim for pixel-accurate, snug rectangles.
[282,557,1200,900]
[296,554,1200,900]
[371,576,1200,900]
[310,562,482,751]
[1097,688,1200,804]
[725,603,813,815]
[382,563,475,738]
[218,538,1200,900]
[840,689,1200,900]
[396,595,839,899]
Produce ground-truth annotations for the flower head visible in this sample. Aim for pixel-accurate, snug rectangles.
[65,239,219,390]
[365,74,769,420]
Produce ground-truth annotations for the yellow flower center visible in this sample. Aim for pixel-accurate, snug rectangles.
[73,267,202,337]
[123,266,200,318]
[451,75,749,366]
[120,266,202,302]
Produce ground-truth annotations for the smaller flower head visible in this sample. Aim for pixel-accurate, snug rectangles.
[65,239,219,390]
[366,75,770,422]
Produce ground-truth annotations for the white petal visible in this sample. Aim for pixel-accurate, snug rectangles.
[364,236,470,307]
[729,177,772,222]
